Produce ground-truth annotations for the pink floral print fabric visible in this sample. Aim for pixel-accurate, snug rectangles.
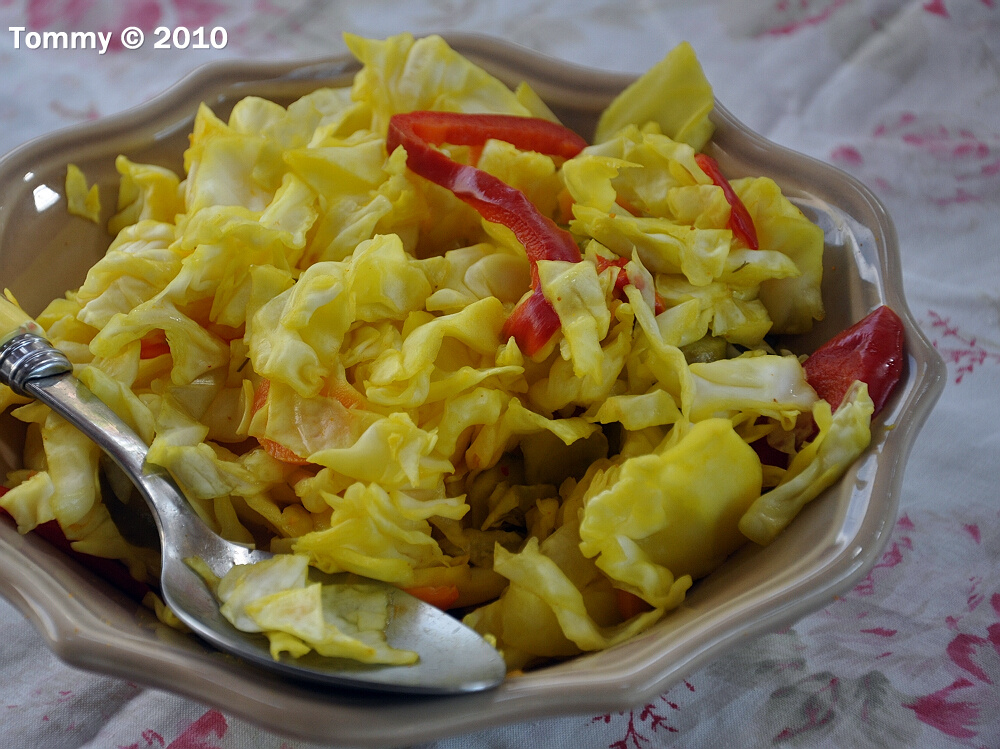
[0,0,997,746]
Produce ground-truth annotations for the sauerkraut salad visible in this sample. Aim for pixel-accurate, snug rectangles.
[0,33,892,672]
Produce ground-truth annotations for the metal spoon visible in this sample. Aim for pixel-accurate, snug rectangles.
[0,314,506,695]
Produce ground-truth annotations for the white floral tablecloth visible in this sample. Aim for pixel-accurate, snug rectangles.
[0,1,998,747]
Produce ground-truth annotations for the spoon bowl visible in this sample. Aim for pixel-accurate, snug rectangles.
[0,311,507,695]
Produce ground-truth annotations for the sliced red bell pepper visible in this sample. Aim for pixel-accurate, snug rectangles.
[499,284,563,356]
[402,584,461,610]
[387,112,588,355]
[803,305,904,416]
[388,112,588,162]
[694,153,759,251]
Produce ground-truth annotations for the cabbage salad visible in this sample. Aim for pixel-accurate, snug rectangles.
[1,33,876,671]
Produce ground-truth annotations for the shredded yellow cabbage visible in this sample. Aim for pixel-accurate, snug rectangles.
[2,33,871,672]
[65,163,101,224]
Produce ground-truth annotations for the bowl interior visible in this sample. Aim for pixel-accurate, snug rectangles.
[0,34,945,747]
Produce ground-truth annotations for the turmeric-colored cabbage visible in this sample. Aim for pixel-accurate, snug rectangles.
[3,33,868,670]
[215,554,417,663]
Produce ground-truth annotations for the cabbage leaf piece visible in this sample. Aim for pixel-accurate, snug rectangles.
[653,248,801,348]
[586,388,681,431]
[536,259,611,388]
[0,470,55,534]
[364,297,512,409]
[423,243,530,313]
[739,382,874,546]
[567,127,705,218]
[466,396,598,472]
[306,412,452,489]
[578,418,763,606]
[249,234,438,399]
[216,554,417,664]
[184,123,286,214]
[90,299,230,387]
[345,32,532,134]
[248,378,378,461]
[688,353,818,426]
[594,41,715,150]
[529,299,633,415]
[291,481,467,584]
[293,139,423,265]
[228,91,357,152]
[164,205,304,329]
[572,205,730,288]
[75,220,182,330]
[475,138,563,220]
[107,156,184,235]
[734,177,825,334]
[0,453,157,583]
[464,537,664,668]
[65,163,101,223]
[248,260,353,398]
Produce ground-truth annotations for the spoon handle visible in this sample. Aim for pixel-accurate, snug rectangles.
[0,326,233,562]
[0,308,271,580]
[0,333,148,477]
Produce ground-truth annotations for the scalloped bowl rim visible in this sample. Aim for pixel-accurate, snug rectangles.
[0,33,945,747]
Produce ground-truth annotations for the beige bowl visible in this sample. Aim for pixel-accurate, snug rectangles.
[0,33,945,747]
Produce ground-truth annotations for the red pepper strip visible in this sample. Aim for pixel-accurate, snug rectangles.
[594,255,667,315]
[500,287,563,356]
[694,153,759,250]
[0,498,152,602]
[388,113,587,161]
[803,305,904,416]
[387,112,587,354]
[403,584,461,611]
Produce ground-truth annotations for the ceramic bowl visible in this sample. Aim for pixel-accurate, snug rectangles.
[0,33,945,747]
